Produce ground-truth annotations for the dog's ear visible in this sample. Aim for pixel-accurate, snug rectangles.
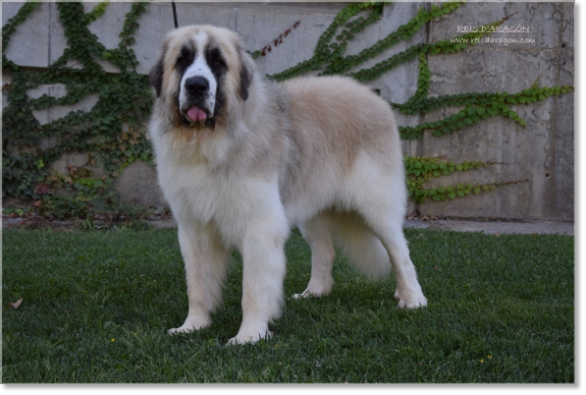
[238,47,254,101]
[149,59,164,97]
[149,46,166,97]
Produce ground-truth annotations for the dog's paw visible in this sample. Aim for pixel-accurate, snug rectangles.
[226,330,273,346]
[292,289,317,299]
[168,326,195,335]
[167,315,210,335]
[394,288,428,309]
[291,285,330,299]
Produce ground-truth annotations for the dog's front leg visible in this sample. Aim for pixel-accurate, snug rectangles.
[169,223,228,334]
[227,217,288,345]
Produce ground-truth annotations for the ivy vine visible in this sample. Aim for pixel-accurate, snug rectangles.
[264,1,573,205]
[1,1,574,223]
[404,156,528,204]
[248,20,301,59]
[2,1,152,223]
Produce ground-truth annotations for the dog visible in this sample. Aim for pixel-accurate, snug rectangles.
[148,25,427,345]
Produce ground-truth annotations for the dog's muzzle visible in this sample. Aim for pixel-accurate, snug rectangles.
[182,76,213,125]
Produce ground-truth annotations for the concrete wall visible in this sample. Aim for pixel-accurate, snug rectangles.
[1,1,574,221]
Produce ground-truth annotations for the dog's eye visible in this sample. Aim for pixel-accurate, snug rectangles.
[208,48,225,69]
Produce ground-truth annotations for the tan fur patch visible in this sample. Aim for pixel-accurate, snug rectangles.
[147,25,426,344]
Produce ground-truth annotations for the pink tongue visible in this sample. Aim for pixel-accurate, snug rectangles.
[187,105,207,122]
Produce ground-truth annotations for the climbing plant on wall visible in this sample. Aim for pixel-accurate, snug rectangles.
[1,1,574,221]
[2,1,153,221]
[264,1,572,203]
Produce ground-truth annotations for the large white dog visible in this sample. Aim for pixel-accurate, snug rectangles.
[148,25,427,344]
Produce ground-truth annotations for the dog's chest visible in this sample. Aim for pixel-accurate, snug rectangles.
[159,162,224,217]
[158,160,280,230]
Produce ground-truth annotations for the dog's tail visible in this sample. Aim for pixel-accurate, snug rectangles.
[329,213,391,279]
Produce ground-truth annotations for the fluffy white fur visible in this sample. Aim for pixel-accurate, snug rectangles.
[148,25,427,345]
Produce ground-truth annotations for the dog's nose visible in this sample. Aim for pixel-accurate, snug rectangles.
[185,76,209,95]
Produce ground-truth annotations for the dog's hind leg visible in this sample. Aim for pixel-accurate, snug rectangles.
[378,223,427,309]
[347,157,427,309]
[168,222,228,334]
[293,214,336,298]
[358,204,427,309]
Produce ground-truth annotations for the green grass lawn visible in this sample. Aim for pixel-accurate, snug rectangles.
[1,227,574,383]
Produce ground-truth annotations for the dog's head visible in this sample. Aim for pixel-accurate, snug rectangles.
[150,25,254,129]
